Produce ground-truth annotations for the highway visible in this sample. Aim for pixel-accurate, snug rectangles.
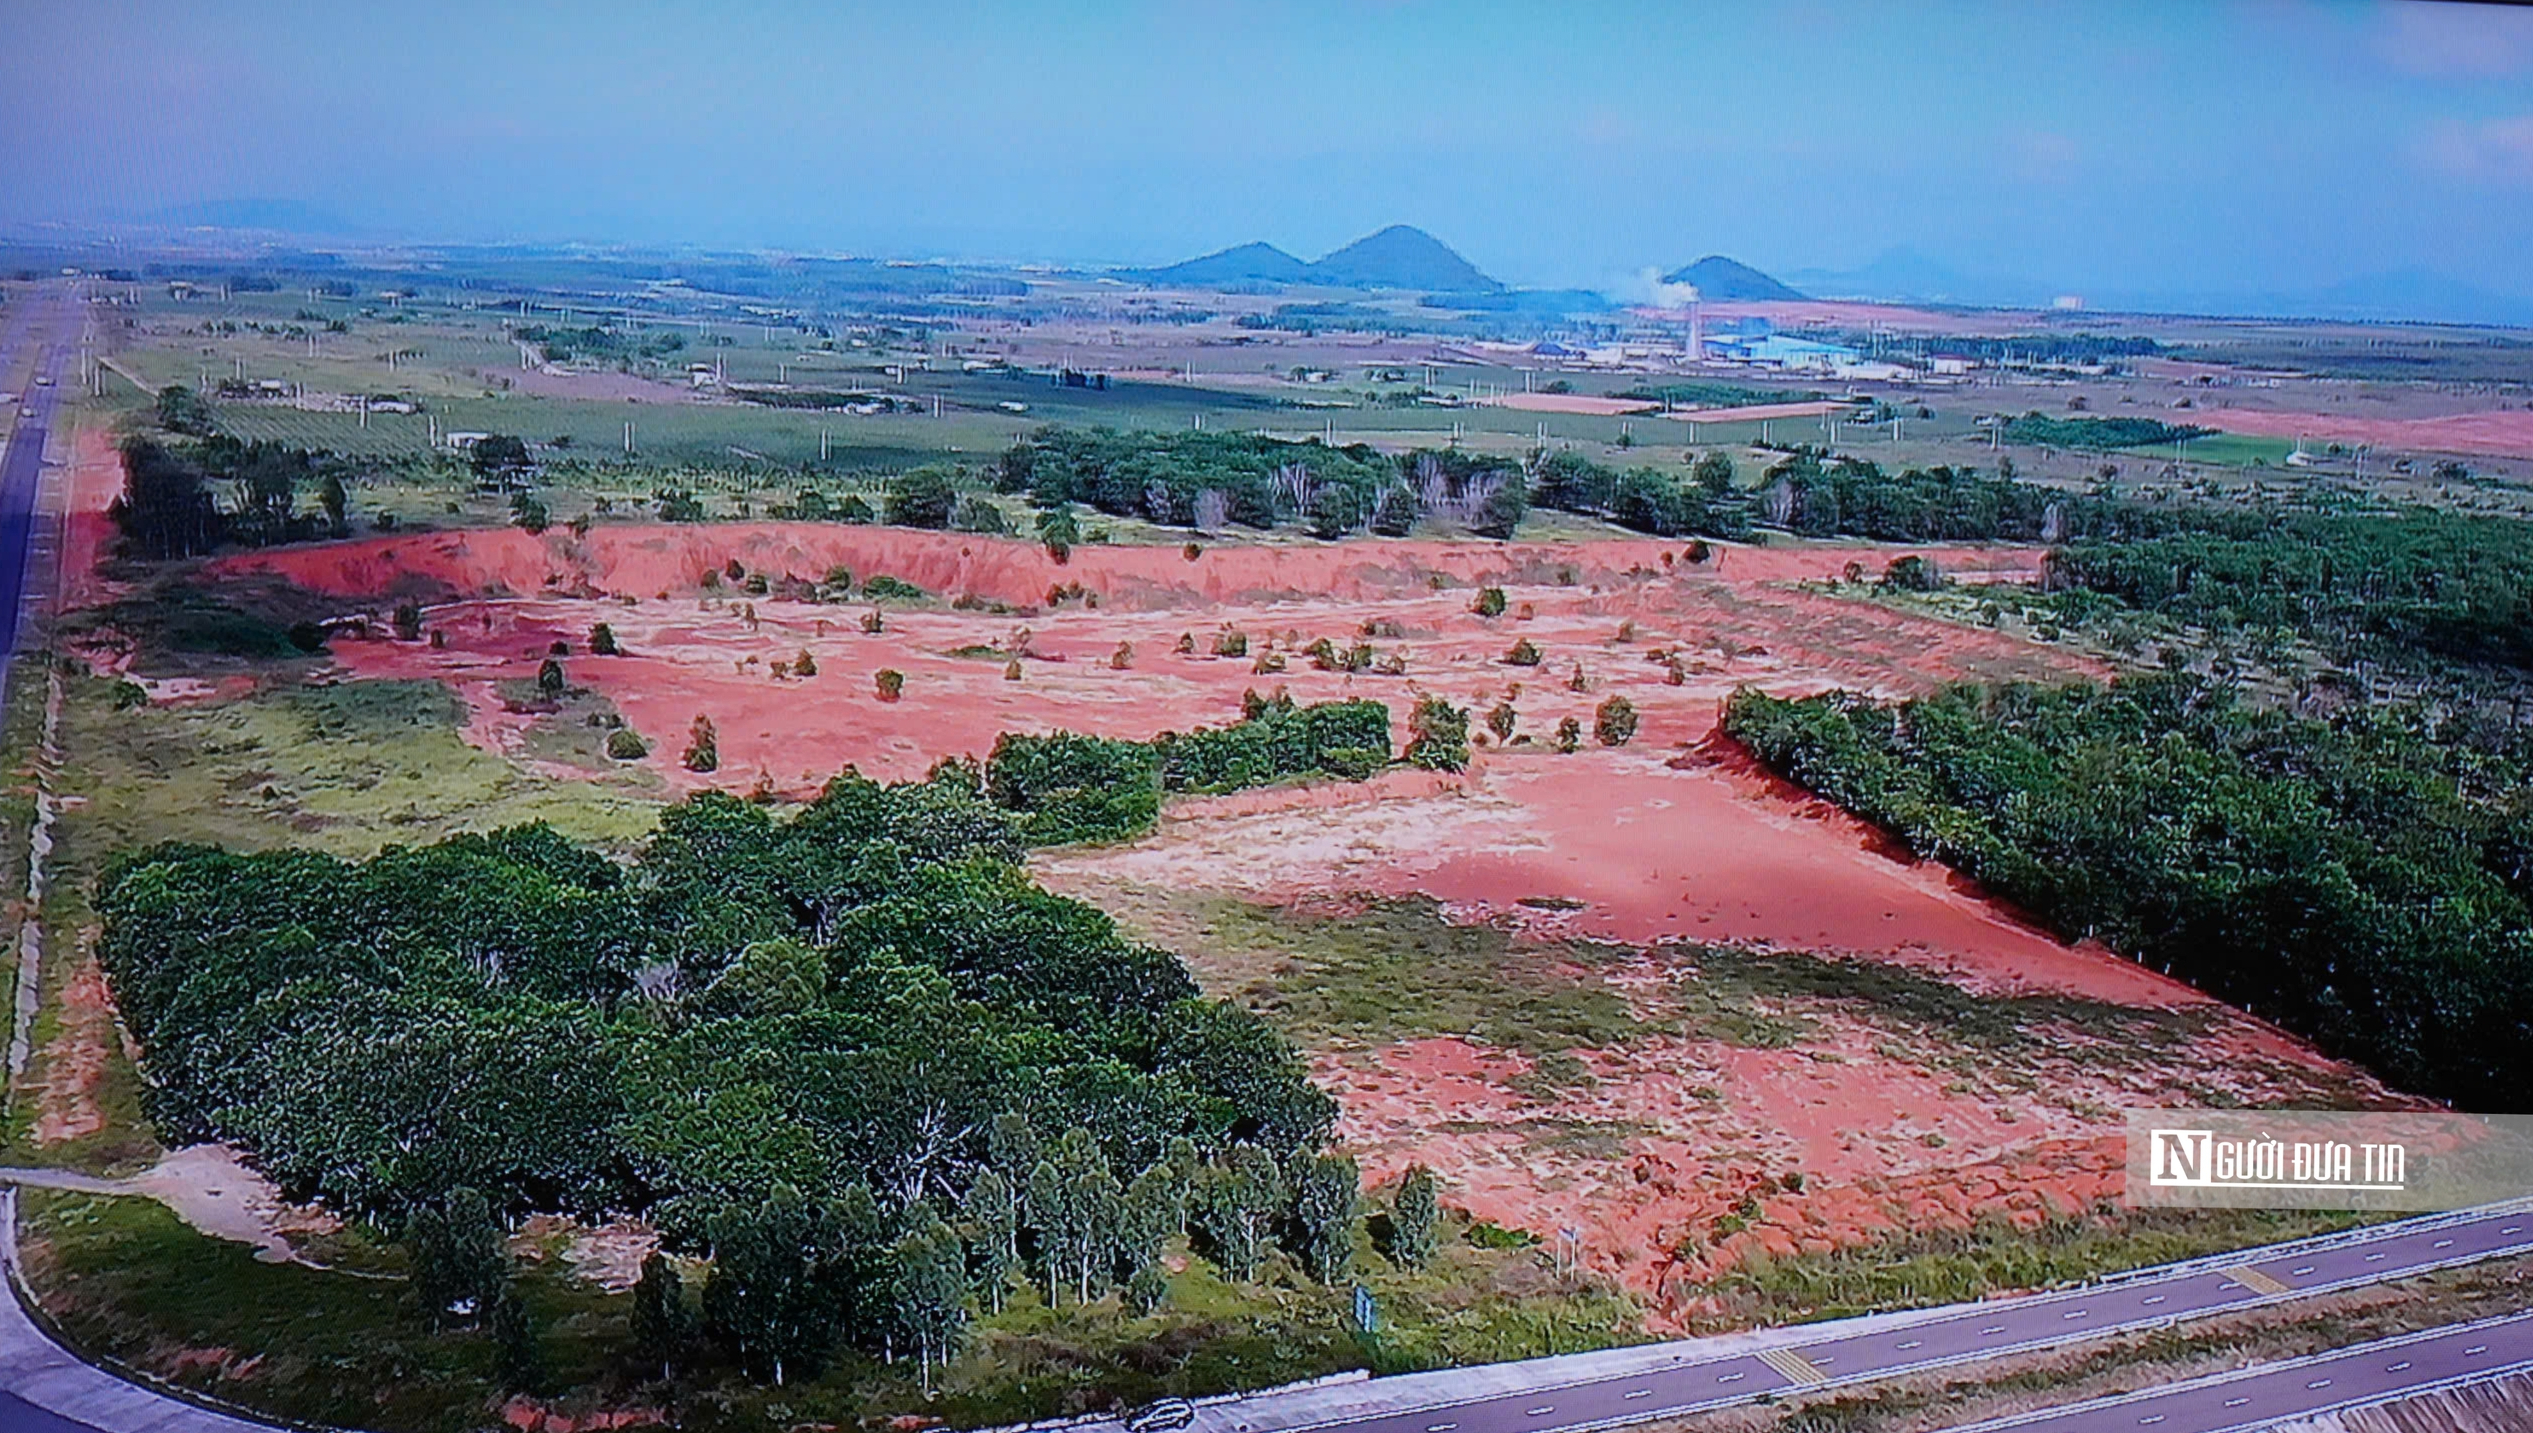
[1938,1309,2533,1432]
[0,283,123,1433]
[1178,1203,2533,1433]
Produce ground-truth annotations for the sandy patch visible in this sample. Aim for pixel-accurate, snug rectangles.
[128,1143,348,1265]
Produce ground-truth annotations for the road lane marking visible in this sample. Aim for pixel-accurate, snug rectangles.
[1896,1340,1922,1350]
[2141,1296,2166,1307]
[2223,1398,2250,1408]
[2307,1379,2333,1389]
[1757,1348,1828,1385]
[2228,1268,2293,1296]
[1525,1408,1554,1417]
[2389,1361,2411,1371]
[2467,1345,2489,1356]
[1980,1326,2005,1336]
[1622,1390,1650,1401]
[2434,1239,2455,1249]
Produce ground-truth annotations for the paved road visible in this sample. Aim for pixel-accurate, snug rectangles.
[1937,1308,2533,1432]
[1172,1203,2533,1433]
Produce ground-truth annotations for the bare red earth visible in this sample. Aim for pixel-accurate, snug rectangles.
[181,523,2383,1324]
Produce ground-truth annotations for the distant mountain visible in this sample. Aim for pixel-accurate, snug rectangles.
[1143,240,1311,286]
[143,197,371,236]
[1306,225,1501,293]
[1139,224,1502,293]
[1661,255,1803,302]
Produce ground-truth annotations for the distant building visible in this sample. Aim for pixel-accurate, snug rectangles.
[1707,333,1861,372]
[1928,355,1976,376]
[443,431,492,449]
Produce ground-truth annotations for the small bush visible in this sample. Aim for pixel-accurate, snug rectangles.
[1472,586,1507,618]
[392,601,424,641]
[589,622,619,655]
[875,669,905,701]
[1504,638,1543,667]
[1211,628,1249,658]
[1405,696,1470,772]
[681,715,719,772]
[987,731,1162,844]
[1555,717,1582,753]
[1594,695,1638,746]
[605,728,649,761]
[1486,702,1517,741]
[793,649,817,678]
[860,609,885,634]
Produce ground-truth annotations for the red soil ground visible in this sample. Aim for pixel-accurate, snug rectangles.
[180,522,2381,1324]
[212,527,2069,793]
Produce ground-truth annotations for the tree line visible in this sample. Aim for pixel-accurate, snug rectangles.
[1723,676,2533,1107]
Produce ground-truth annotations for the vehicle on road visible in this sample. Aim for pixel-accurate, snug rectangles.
[1127,1398,1198,1433]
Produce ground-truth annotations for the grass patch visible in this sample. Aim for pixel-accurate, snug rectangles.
[1694,1208,2371,1332]
[57,673,656,860]
[21,1190,1639,1433]
[1183,895,1645,1056]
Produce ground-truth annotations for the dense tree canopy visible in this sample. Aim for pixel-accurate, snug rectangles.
[97,769,1336,1241]
[1724,677,2533,1106]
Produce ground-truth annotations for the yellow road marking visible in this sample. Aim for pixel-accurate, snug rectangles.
[2228,1267,2293,1296]
[1758,1347,1830,1385]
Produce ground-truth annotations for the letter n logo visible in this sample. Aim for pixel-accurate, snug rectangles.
[2152,1129,2210,1186]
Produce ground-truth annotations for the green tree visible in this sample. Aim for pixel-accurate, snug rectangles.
[486,1280,542,1391]
[1193,1144,1282,1281]
[1692,450,1737,496]
[471,434,532,483]
[962,1167,1020,1313]
[1284,1150,1360,1283]
[703,1185,849,1386]
[1391,1165,1441,1268]
[406,1186,506,1327]
[886,466,960,529]
[537,657,566,697]
[890,1205,971,1393]
[590,622,619,655]
[630,1251,693,1382]
[318,471,349,536]
[1036,500,1081,562]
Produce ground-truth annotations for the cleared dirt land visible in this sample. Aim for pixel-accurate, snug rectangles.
[168,524,2387,1329]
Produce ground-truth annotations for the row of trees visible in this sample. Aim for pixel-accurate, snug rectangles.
[1723,676,2533,1106]
[110,434,353,558]
[984,693,1397,844]
[996,428,1527,540]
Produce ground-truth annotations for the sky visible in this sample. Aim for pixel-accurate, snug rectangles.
[4,0,2530,315]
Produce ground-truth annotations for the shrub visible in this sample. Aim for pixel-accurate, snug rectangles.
[861,610,885,634]
[1486,702,1517,741]
[1472,587,1507,618]
[987,731,1161,844]
[590,622,619,655]
[1110,642,1134,670]
[793,649,817,678]
[1555,717,1582,753]
[1405,696,1470,772]
[1320,746,1386,782]
[606,729,649,761]
[1594,695,1639,747]
[1504,638,1543,667]
[393,601,424,641]
[1211,628,1249,658]
[682,715,719,772]
[1882,554,1944,592]
[875,668,905,701]
[537,658,566,697]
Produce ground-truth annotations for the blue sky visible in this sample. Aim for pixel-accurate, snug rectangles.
[5,1,2530,311]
